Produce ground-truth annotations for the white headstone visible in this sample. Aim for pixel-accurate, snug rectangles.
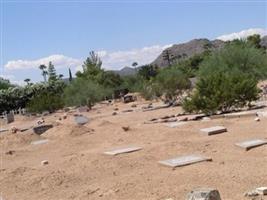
[165,122,187,128]
[159,154,212,168]
[256,187,267,195]
[31,139,49,145]
[104,146,142,156]
[235,139,267,150]
[200,126,227,136]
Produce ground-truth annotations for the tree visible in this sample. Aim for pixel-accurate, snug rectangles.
[141,67,191,102]
[39,64,48,82]
[138,65,158,80]
[82,51,103,77]
[69,68,73,82]
[24,78,31,85]
[247,34,261,49]
[182,41,267,114]
[64,78,111,108]
[47,61,58,82]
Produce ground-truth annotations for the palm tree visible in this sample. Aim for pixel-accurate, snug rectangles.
[39,64,48,82]
[24,78,31,85]
[58,74,64,79]
[132,62,138,73]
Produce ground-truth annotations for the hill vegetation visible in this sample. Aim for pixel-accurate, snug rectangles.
[0,34,266,114]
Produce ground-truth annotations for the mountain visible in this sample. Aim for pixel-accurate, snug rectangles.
[112,67,137,76]
[151,38,225,67]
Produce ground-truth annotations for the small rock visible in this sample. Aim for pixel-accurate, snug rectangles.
[112,112,117,116]
[179,117,188,122]
[41,160,49,165]
[256,187,267,195]
[122,126,130,131]
[5,150,15,155]
[114,108,119,111]
[186,188,221,200]
[255,117,260,122]
[11,126,18,133]
[63,114,67,119]
[131,104,137,108]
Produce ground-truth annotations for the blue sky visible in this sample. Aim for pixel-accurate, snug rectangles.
[0,0,266,84]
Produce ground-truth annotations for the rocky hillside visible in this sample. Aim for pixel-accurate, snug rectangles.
[151,39,225,67]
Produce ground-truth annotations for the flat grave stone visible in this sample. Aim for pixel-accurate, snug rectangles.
[235,139,267,150]
[33,124,53,135]
[165,122,187,128]
[104,146,142,156]
[159,154,212,168]
[31,139,49,145]
[200,126,227,136]
[0,129,8,133]
[74,116,89,125]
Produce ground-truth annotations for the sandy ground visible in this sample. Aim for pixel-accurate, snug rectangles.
[0,100,267,200]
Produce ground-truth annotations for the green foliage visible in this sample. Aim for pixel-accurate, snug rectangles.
[140,67,191,101]
[0,78,13,90]
[27,92,64,113]
[183,41,267,114]
[247,34,262,49]
[64,78,111,107]
[47,61,58,82]
[138,65,158,80]
[183,72,260,114]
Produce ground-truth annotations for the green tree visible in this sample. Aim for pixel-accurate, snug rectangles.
[48,61,58,82]
[24,78,31,85]
[247,34,261,49]
[183,41,267,114]
[39,64,48,82]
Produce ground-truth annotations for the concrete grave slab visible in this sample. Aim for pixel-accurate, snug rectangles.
[235,139,267,150]
[0,129,8,133]
[6,113,14,124]
[33,124,53,135]
[31,139,49,145]
[165,122,187,128]
[74,116,89,125]
[159,154,212,168]
[200,126,227,136]
[104,146,142,156]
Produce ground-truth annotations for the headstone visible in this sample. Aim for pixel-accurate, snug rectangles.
[158,154,212,168]
[165,122,187,128]
[186,188,221,200]
[104,146,142,156]
[235,139,267,150]
[31,139,49,145]
[6,113,14,124]
[33,124,53,135]
[74,116,89,125]
[42,111,50,116]
[200,126,227,136]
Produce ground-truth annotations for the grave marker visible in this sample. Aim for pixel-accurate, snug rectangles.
[159,154,212,168]
[104,146,142,156]
[74,115,89,125]
[200,126,227,136]
[31,139,49,145]
[165,122,187,128]
[235,139,267,150]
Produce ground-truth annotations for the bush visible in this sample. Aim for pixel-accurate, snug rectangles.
[64,78,111,108]
[183,72,260,114]
[183,41,266,114]
[139,67,191,102]
[27,93,64,113]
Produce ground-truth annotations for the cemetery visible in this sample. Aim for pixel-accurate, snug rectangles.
[0,98,267,200]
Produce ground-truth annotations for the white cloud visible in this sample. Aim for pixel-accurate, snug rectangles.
[5,44,171,72]
[5,54,82,70]
[217,28,267,41]
[97,44,172,70]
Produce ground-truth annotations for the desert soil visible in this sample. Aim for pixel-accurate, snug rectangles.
[0,99,267,200]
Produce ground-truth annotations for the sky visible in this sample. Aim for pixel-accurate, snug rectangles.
[0,0,266,85]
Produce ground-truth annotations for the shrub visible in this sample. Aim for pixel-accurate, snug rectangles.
[64,78,111,108]
[183,41,266,114]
